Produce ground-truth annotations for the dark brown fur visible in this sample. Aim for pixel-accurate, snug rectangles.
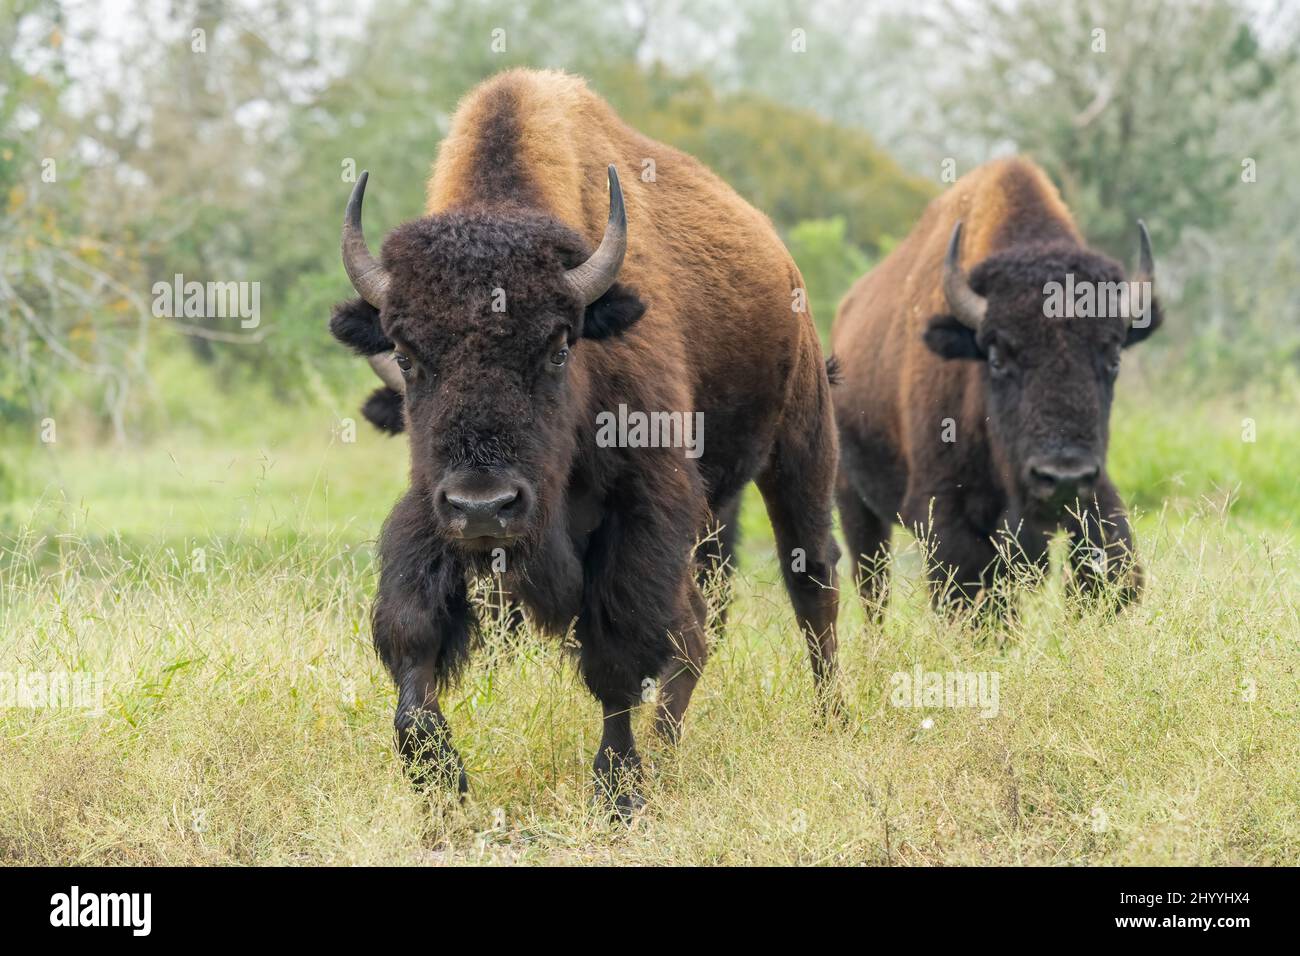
[330,70,840,812]
[831,157,1161,619]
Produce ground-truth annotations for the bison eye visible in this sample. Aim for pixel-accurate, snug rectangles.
[987,345,1009,376]
[550,347,570,367]
[393,352,412,373]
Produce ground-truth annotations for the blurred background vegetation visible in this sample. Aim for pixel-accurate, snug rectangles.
[1,0,1297,450]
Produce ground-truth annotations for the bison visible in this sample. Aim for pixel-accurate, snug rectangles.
[329,69,840,814]
[831,157,1161,619]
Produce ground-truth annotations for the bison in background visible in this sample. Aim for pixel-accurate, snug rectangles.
[329,69,840,816]
[831,157,1161,620]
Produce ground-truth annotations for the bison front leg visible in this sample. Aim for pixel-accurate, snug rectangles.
[585,582,707,822]
[393,659,467,796]
[580,610,689,821]
[578,496,706,821]
[373,492,474,797]
[908,492,998,616]
[654,578,710,743]
[579,626,650,821]
[1065,476,1143,609]
[591,702,644,821]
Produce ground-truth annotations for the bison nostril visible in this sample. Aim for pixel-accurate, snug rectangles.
[489,488,520,514]
[1029,461,1100,490]
[436,475,530,539]
[446,490,517,516]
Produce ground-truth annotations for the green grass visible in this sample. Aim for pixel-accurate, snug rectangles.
[1,381,1297,865]
[1109,390,1300,531]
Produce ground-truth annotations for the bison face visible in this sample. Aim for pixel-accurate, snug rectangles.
[383,221,644,553]
[924,223,1162,516]
[332,168,644,557]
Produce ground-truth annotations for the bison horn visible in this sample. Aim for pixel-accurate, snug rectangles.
[942,221,988,332]
[1130,219,1156,330]
[1135,219,1155,283]
[367,352,406,395]
[563,164,628,307]
[341,170,392,308]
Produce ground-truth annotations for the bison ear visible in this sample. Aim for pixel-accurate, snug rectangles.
[330,296,393,356]
[361,386,405,435]
[581,282,646,340]
[1124,298,1163,348]
[924,314,984,360]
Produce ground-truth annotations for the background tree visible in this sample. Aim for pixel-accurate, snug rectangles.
[3,0,1296,437]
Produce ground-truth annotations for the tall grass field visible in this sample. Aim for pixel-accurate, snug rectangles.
[2,376,1296,865]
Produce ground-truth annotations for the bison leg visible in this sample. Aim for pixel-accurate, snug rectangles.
[654,578,710,743]
[393,659,467,796]
[372,492,473,796]
[582,650,648,821]
[836,471,892,621]
[593,702,644,821]
[912,495,999,616]
[695,495,740,636]
[577,462,714,819]
[584,595,711,820]
[1065,476,1143,608]
[586,576,706,819]
[755,407,843,715]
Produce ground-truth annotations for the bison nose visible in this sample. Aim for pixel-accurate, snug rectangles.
[437,477,530,539]
[1027,456,1101,501]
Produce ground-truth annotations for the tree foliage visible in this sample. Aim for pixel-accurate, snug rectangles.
[3,0,1297,435]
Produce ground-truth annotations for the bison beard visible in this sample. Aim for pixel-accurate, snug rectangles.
[832,157,1161,623]
[328,69,841,818]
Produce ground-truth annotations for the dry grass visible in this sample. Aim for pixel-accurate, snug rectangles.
[1,391,1297,865]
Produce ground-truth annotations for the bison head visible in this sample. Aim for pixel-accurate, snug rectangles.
[923,221,1162,516]
[330,166,645,557]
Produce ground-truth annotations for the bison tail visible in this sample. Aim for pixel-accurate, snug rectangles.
[824,354,843,386]
[361,386,405,435]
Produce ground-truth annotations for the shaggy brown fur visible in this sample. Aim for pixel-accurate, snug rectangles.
[831,157,1161,619]
[330,70,840,813]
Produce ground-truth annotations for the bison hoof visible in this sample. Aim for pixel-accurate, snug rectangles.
[407,761,469,798]
[593,750,644,824]
[610,789,647,823]
[814,685,850,727]
[592,781,646,824]
[397,713,468,797]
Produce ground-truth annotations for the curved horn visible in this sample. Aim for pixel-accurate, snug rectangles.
[1135,219,1154,283]
[943,221,988,331]
[563,164,628,306]
[368,352,406,395]
[341,170,392,308]
[1129,219,1156,330]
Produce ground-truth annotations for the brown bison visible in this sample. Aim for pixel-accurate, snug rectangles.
[329,69,840,814]
[831,157,1160,618]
